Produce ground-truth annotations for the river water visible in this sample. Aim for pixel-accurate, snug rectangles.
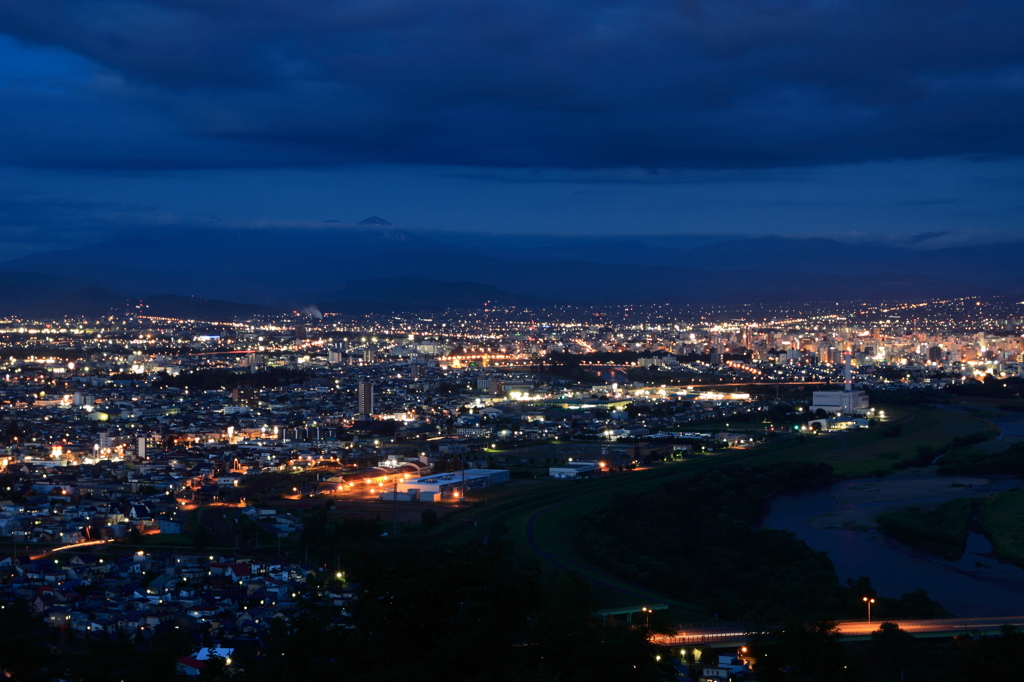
[586,368,630,385]
[759,473,1024,616]
[994,420,1024,438]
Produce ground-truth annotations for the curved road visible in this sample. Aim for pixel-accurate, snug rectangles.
[524,470,694,608]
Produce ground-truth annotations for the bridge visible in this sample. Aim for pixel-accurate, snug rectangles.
[650,616,1024,648]
[594,603,669,623]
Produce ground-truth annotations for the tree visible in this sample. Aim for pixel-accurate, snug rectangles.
[151,628,196,661]
[420,508,440,528]
[870,622,914,678]
[193,523,212,550]
[2,420,25,445]
[0,597,51,681]
[881,423,903,438]
[202,653,229,680]
[750,620,849,682]
[952,625,1024,678]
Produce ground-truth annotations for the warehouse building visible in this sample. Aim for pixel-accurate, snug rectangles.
[397,469,510,502]
[549,461,601,479]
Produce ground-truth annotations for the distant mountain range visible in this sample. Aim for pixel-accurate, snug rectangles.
[317,277,548,314]
[0,270,548,320]
[357,216,392,226]
[0,227,1017,319]
[139,295,282,320]
[0,280,283,321]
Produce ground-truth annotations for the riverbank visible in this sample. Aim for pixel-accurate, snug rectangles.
[876,497,977,560]
[980,488,1024,567]
[803,470,995,531]
[760,471,1024,616]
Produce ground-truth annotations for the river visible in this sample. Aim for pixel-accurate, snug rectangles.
[759,472,1024,616]
[586,368,630,385]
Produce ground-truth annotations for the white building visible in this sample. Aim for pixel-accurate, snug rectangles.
[811,390,869,415]
[398,469,509,502]
[549,462,600,479]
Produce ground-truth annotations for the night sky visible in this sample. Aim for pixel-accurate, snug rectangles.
[2,1,1023,257]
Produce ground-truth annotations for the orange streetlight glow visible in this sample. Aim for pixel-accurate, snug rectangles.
[863,596,876,622]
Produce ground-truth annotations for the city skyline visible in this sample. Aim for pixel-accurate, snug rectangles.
[0,295,1023,678]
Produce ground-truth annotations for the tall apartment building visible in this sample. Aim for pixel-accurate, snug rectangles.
[358,380,374,416]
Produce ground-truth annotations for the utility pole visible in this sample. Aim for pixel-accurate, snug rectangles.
[392,476,398,537]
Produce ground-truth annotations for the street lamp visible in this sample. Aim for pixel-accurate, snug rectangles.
[641,606,652,628]
[863,596,875,622]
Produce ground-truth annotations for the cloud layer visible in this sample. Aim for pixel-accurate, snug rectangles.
[2,0,1023,170]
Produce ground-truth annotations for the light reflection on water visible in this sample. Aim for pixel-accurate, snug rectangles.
[586,368,629,384]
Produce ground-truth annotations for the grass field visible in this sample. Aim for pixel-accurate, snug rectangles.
[742,405,996,476]
[980,488,1024,567]
[876,497,977,559]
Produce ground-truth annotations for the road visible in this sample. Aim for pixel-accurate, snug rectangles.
[524,467,702,610]
[836,616,1024,637]
[652,616,1024,645]
[28,538,115,560]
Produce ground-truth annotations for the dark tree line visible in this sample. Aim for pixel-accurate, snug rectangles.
[749,620,1024,682]
[945,375,1024,399]
[937,440,1024,476]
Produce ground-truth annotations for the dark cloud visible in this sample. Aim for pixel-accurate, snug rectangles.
[0,190,160,256]
[0,0,1023,170]
[893,199,958,206]
[0,191,154,228]
[907,231,950,243]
